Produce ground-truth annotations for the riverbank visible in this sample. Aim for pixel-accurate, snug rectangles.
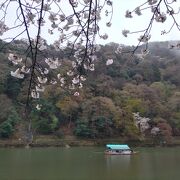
[1,135,180,148]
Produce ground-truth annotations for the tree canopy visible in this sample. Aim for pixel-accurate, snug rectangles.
[0,1,180,143]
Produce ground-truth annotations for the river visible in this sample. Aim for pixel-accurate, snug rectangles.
[0,147,180,180]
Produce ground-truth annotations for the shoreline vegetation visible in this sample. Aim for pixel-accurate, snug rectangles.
[1,135,180,148]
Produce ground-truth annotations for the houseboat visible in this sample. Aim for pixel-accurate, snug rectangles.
[105,144,136,155]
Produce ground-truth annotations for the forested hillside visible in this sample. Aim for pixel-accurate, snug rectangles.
[0,40,180,143]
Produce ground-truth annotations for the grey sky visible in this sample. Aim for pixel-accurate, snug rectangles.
[98,0,180,45]
[1,0,180,45]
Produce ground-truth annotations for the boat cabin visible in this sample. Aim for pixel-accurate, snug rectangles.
[105,144,133,155]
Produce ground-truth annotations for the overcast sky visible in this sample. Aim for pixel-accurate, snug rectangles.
[1,0,180,46]
[97,0,180,45]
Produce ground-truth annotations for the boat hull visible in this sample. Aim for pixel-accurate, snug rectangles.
[105,151,137,155]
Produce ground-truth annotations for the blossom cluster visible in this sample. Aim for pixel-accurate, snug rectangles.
[0,21,9,36]
[121,0,179,58]
[0,0,114,109]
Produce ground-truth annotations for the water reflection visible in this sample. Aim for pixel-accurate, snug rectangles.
[0,147,180,180]
[105,154,131,169]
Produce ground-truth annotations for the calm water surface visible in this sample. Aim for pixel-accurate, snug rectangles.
[0,147,180,180]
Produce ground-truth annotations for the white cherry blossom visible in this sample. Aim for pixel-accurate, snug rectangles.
[0,21,9,35]
[122,30,130,37]
[60,77,65,84]
[72,77,80,84]
[57,73,61,79]
[38,77,48,84]
[31,90,40,99]
[67,70,74,76]
[138,34,151,43]
[125,10,132,18]
[8,53,22,65]
[36,84,45,92]
[74,92,80,96]
[11,68,24,79]
[148,0,158,5]
[78,83,83,89]
[50,79,57,85]
[89,64,95,71]
[135,7,142,16]
[106,59,113,66]
[21,66,30,74]
[100,33,108,40]
[80,75,86,81]
[36,104,41,110]
[69,84,75,90]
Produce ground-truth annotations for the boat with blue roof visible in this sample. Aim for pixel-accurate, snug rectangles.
[105,144,137,155]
